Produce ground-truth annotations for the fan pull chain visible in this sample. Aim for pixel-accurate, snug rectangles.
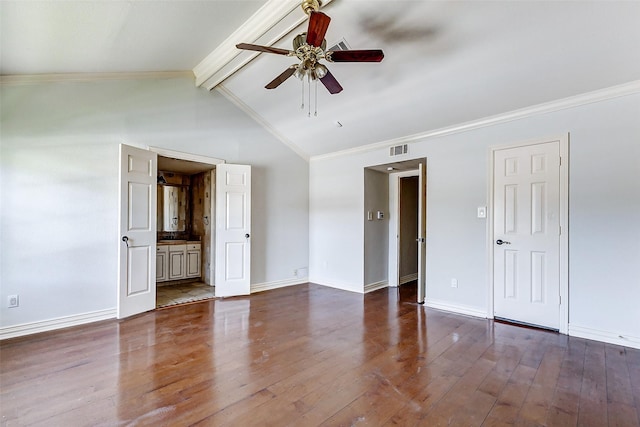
[308,74,312,117]
[300,78,305,110]
[314,79,318,117]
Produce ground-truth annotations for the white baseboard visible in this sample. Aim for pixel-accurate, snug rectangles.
[307,277,364,294]
[0,308,117,340]
[425,299,487,319]
[400,273,418,285]
[569,324,640,350]
[365,280,388,293]
[251,277,308,293]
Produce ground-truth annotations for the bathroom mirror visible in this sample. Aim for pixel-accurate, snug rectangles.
[157,185,187,232]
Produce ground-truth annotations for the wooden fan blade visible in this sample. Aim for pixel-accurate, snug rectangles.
[320,70,343,94]
[236,43,291,56]
[327,50,384,62]
[306,11,331,47]
[265,66,297,89]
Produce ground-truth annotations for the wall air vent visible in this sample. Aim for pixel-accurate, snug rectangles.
[389,144,408,157]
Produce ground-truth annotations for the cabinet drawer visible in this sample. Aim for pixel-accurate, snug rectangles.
[169,244,186,253]
[187,244,201,251]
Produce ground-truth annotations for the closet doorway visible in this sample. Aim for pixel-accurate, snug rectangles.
[388,161,426,303]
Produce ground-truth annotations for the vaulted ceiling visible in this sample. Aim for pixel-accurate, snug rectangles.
[2,1,639,159]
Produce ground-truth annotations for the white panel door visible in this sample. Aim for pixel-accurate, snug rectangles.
[215,164,251,297]
[118,144,157,319]
[417,163,427,304]
[493,141,560,329]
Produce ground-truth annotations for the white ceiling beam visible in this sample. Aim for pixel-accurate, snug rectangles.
[193,0,333,90]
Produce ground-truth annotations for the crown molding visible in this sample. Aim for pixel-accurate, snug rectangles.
[0,71,193,86]
[310,80,640,162]
[215,85,309,162]
[193,0,334,90]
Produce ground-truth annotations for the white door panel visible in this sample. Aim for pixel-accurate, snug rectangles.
[118,144,157,319]
[215,164,251,297]
[417,163,427,304]
[493,141,560,329]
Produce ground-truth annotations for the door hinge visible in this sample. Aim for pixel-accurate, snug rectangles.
[559,156,562,166]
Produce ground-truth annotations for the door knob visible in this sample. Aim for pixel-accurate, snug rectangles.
[496,239,511,245]
[245,233,250,239]
[122,236,129,247]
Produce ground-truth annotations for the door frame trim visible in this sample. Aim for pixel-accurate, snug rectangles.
[487,134,569,334]
[149,146,225,166]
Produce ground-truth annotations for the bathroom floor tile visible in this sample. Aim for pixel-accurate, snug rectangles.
[156,282,215,308]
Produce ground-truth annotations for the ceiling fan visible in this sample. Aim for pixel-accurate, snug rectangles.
[236,0,384,98]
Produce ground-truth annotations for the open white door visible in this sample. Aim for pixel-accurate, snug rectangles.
[417,162,427,303]
[215,164,251,297]
[118,144,157,318]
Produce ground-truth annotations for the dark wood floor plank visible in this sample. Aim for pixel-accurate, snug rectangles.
[416,356,497,426]
[626,347,640,424]
[1,283,638,426]
[577,340,609,427]
[481,363,537,426]
[605,344,635,406]
[605,345,640,427]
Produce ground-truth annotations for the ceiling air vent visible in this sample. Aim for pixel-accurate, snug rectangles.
[389,144,408,157]
[328,38,350,52]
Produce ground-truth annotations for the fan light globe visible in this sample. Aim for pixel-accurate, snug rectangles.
[294,65,306,80]
[314,64,328,79]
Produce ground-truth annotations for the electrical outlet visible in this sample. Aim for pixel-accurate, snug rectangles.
[451,279,458,288]
[293,269,298,277]
[8,295,19,308]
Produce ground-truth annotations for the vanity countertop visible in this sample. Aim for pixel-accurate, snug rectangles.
[157,240,201,245]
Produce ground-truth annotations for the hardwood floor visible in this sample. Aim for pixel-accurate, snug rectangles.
[1,283,639,426]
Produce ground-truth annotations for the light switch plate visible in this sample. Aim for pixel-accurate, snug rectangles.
[477,206,487,218]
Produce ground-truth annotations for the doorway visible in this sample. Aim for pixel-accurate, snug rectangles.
[388,161,426,303]
[399,176,419,286]
[489,135,569,333]
[155,154,216,308]
[364,158,426,303]
[119,144,253,317]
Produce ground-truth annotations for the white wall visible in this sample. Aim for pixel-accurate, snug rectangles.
[309,91,640,347]
[363,168,389,287]
[309,155,363,292]
[0,76,309,329]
